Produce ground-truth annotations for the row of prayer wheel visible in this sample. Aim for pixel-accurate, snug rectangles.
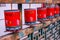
[4,5,60,32]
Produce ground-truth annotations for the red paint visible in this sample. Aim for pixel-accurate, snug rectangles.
[24,9,36,22]
[4,10,21,27]
[37,7,47,19]
[55,6,59,15]
[47,7,55,17]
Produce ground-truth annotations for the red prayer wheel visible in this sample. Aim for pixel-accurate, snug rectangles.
[47,7,55,18]
[54,5,59,17]
[4,10,21,32]
[37,7,47,21]
[24,9,36,25]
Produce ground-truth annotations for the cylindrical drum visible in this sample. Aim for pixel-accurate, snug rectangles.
[47,7,55,19]
[24,9,36,25]
[4,10,21,31]
[54,5,59,17]
[37,7,47,21]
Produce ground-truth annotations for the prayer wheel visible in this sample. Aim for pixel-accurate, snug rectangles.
[24,9,36,25]
[37,7,47,21]
[4,10,21,32]
[47,7,55,19]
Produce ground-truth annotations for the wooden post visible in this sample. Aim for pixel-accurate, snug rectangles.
[11,3,12,10]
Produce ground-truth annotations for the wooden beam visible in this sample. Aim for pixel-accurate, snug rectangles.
[0,0,54,3]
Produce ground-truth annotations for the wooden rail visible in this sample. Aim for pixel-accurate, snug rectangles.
[0,0,60,3]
